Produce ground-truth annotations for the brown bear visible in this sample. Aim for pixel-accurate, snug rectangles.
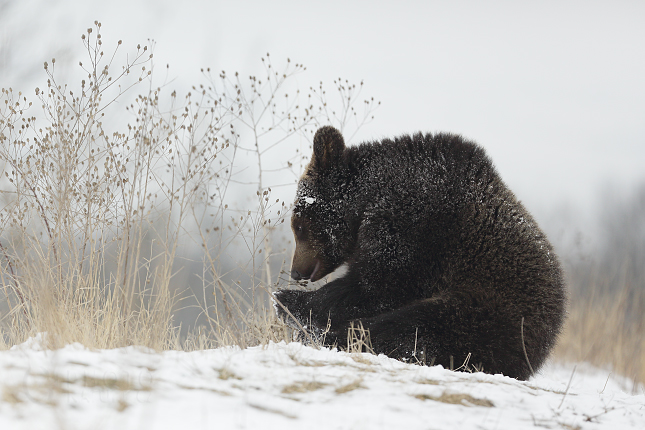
[274,126,566,380]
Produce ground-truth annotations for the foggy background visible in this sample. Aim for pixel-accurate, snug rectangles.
[1,0,644,304]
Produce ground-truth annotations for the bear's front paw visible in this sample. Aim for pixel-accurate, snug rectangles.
[272,289,309,329]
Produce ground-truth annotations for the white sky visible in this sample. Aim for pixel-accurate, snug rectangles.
[2,0,644,244]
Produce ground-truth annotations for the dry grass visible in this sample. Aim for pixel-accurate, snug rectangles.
[281,380,327,394]
[553,182,645,387]
[413,392,494,408]
[0,25,181,350]
[345,321,374,355]
[554,286,645,389]
[334,379,364,394]
[0,22,377,353]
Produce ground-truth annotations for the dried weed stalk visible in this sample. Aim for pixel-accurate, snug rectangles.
[0,22,379,351]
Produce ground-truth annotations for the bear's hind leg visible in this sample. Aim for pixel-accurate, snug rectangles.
[346,295,540,380]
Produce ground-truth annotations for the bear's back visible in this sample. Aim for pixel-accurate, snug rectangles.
[346,132,498,210]
[346,132,563,304]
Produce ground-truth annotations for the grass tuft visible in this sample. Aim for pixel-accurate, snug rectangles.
[414,392,494,407]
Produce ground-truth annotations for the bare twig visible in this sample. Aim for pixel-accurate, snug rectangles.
[521,316,535,375]
[558,365,577,409]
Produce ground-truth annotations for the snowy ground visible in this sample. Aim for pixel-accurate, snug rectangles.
[0,338,643,430]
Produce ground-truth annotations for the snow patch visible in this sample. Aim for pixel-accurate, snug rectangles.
[0,340,643,429]
[9,333,48,351]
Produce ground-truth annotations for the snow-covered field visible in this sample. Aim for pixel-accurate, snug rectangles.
[0,338,643,430]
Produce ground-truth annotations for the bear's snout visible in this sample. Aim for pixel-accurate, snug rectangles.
[291,269,305,281]
[290,257,322,282]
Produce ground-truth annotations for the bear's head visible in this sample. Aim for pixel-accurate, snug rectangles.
[290,126,355,282]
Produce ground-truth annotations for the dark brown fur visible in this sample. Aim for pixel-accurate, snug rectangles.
[275,126,566,380]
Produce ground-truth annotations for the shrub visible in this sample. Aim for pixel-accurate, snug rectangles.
[0,22,378,350]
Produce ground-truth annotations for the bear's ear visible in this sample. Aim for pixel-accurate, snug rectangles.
[312,126,345,171]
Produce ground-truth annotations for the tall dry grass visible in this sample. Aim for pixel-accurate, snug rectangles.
[554,185,645,388]
[0,22,378,351]
[555,287,644,390]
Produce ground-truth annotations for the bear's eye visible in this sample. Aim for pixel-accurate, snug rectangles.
[294,223,305,239]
